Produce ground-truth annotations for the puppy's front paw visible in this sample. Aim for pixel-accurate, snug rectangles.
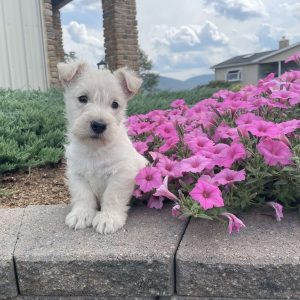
[92,211,127,234]
[65,207,97,230]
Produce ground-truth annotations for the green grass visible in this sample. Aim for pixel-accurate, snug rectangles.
[0,83,237,173]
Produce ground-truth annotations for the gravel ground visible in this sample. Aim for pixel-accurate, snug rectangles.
[0,163,70,208]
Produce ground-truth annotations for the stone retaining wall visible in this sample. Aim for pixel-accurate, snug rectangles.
[1,204,300,299]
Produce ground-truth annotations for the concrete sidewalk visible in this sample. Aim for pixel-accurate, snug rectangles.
[1,204,300,299]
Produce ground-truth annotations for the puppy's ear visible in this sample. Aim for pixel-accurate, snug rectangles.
[57,61,88,87]
[114,67,142,100]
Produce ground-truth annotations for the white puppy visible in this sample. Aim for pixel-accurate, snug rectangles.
[57,61,147,234]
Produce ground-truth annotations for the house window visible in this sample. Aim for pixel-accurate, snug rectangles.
[226,70,241,82]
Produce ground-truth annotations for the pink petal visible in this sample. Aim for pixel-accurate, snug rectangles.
[221,212,246,234]
[266,201,284,221]
[153,176,179,201]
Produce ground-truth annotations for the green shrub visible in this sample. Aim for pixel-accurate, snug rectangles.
[0,89,65,173]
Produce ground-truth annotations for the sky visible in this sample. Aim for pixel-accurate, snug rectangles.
[60,0,300,80]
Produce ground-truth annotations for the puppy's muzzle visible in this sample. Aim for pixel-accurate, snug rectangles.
[91,121,107,134]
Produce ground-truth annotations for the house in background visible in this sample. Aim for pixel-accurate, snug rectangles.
[212,37,300,86]
[0,0,139,91]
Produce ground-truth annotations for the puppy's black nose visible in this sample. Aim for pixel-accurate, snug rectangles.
[91,121,107,134]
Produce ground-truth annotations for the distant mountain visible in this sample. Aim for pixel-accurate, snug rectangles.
[157,74,214,91]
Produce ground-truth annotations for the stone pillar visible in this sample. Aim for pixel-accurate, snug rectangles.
[102,0,139,72]
[44,0,62,87]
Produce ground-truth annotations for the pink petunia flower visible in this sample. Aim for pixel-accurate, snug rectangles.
[156,122,177,139]
[266,201,284,221]
[246,120,281,138]
[235,113,263,126]
[214,169,246,185]
[158,136,179,152]
[199,174,217,185]
[199,144,230,169]
[277,119,300,135]
[133,141,148,155]
[285,51,300,64]
[280,70,300,83]
[288,95,300,106]
[257,138,292,166]
[214,123,239,142]
[147,196,164,209]
[189,180,224,210]
[153,176,179,201]
[156,157,182,177]
[186,135,214,154]
[221,212,246,234]
[270,90,300,106]
[134,121,154,135]
[219,99,254,114]
[180,155,210,173]
[149,151,166,162]
[135,167,162,193]
[171,99,186,108]
[216,143,246,168]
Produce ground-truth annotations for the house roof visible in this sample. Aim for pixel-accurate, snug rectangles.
[52,0,72,9]
[211,41,300,69]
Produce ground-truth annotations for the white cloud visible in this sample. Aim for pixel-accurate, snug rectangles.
[205,0,267,20]
[61,0,101,13]
[147,21,231,79]
[280,2,300,19]
[152,22,229,53]
[62,21,104,66]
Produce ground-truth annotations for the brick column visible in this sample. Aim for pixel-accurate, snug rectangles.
[43,0,59,87]
[102,0,139,72]
[53,8,65,63]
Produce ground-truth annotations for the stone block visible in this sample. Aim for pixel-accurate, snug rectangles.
[0,208,24,298]
[15,204,187,297]
[176,210,300,299]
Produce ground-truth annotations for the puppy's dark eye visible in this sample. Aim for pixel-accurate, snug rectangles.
[78,95,88,103]
[111,101,119,109]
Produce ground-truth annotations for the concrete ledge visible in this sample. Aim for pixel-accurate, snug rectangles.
[2,204,300,299]
[14,204,187,297]
[176,210,300,299]
[160,297,300,300]
[0,207,24,299]
[13,297,155,300]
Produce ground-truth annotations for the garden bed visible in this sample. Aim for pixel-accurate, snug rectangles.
[0,83,236,208]
[0,163,69,208]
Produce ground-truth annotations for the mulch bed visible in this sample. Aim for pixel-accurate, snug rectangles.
[0,163,70,208]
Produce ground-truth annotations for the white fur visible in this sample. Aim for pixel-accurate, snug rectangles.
[58,61,147,234]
